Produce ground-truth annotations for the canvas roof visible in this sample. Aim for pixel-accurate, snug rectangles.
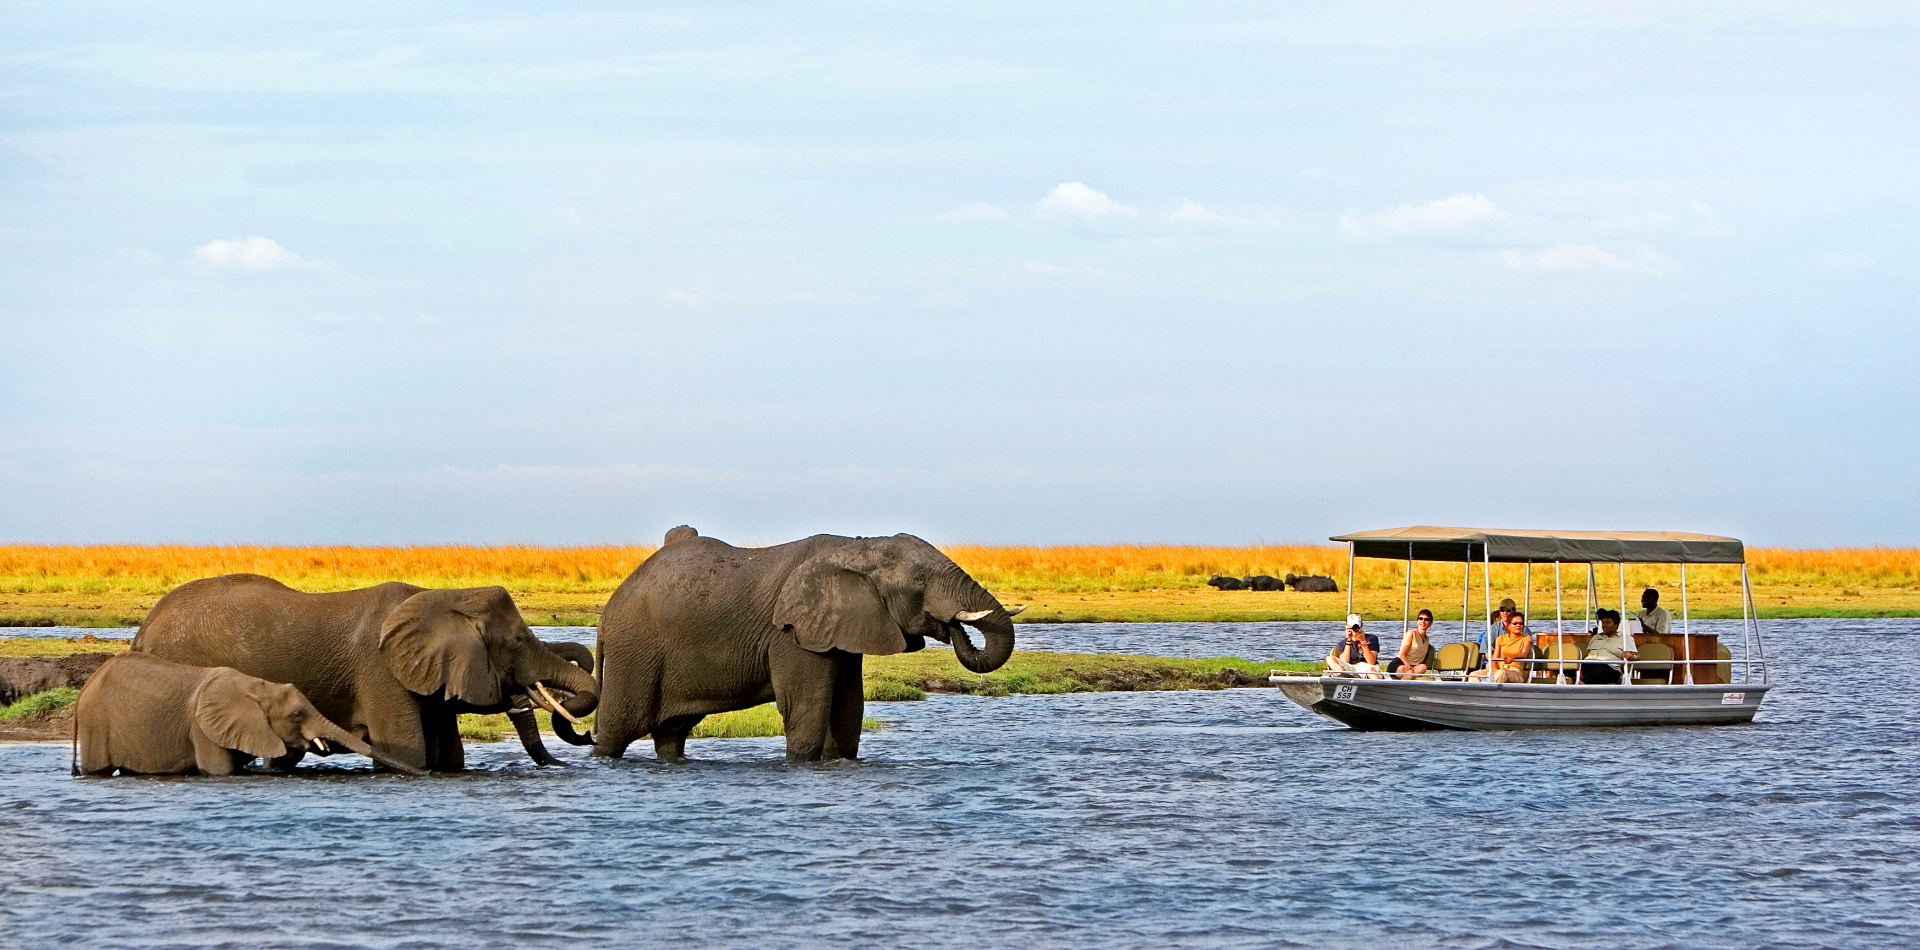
[1328,526,1746,564]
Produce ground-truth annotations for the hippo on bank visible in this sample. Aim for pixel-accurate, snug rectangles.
[1285,573,1339,593]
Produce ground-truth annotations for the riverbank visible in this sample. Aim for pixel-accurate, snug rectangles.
[2,544,1915,626]
[0,638,1317,742]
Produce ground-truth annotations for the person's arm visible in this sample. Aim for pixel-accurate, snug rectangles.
[1362,640,1378,665]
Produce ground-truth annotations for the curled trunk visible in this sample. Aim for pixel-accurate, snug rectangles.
[951,615,1016,673]
[927,570,1017,674]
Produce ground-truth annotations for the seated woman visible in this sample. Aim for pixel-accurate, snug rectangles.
[1468,612,1532,683]
[1578,608,1638,685]
[1326,614,1382,678]
[1388,609,1434,679]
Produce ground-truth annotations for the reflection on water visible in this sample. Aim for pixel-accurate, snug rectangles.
[2,620,1915,949]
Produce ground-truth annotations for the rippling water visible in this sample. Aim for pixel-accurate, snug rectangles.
[3,620,1915,949]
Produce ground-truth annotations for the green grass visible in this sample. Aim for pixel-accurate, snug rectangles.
[0,687,79,722]
[866,651,1317,696]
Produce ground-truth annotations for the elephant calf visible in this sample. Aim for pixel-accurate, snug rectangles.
[75,652,424,776]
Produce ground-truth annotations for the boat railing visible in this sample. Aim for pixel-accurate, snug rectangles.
[1276,654,1770,685]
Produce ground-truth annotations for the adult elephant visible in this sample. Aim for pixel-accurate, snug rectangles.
[131,575,599,772]
[569,527,1017,763]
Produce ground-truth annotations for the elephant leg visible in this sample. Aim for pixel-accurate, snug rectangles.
[265,748,306,772]
[824,651,864,761]
[772,644,836,763]
[421,705,465,772]
[650,714,704,763]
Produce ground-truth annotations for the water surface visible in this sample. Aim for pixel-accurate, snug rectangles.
[2,620,1914,949]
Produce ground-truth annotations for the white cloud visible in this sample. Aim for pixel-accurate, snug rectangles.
[1814,252,1880,276]
[1024,261,1107,276]
[1496,244,1633,273]
[934,202,1014,223]
[1340,193,1499,237]
[1036,182,1137,218]
[1598,209,1681,231]
[665,289,728,306]
[193,235,320,271]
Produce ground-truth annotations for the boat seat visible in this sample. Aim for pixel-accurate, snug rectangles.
[1717,643,1733,684]
[1538,641,1580,682]
[1435,642,1478,675]
[1632,642,1675,684]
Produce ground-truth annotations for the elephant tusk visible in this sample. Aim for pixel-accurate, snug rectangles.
[1005,605,1027,617]
[531,682,587,727]
[954,609,993,623]
[311,737,329,753]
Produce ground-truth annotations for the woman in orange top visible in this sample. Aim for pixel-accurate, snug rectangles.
[1470,613,1533,683]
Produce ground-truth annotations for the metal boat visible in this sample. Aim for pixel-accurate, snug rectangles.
[1272,526,1773,731]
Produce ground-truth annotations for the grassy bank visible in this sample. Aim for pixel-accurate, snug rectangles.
[2,544,1915,626]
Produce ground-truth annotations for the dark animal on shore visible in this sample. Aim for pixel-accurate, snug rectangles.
[130,575,599,772]
[0,653,112,706]
[1207,575,1247,590]
[76,652,425,776]
[574,525,1018,763]
[1243,575,1285,591]
[1285,574,1340,593]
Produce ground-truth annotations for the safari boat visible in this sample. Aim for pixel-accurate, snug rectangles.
[1270,526,1772,730]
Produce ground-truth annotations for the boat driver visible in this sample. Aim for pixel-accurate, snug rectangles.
[1326,614,1382,678]
[1578,608,1638,685]
[1636,588,1672,636]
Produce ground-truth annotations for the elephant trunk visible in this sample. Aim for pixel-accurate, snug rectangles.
[951,614,1016,673]
[545,660,600,718]
[929,570,1017,674]
[508,707,563,766]
[307,720,427,776]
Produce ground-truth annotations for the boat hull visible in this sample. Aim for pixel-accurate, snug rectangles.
[1273,676,1770,731]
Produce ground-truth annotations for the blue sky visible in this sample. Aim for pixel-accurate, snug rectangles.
[2,2,1914,546]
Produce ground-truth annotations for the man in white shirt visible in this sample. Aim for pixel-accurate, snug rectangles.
[1579,609,1638,684]
[1637,588,1672,636]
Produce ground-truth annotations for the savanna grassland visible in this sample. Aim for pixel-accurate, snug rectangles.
[1,544,1916,628]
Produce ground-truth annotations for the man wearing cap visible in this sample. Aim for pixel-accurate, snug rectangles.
[1476,598,1518,670]
[1326,613,1382,678]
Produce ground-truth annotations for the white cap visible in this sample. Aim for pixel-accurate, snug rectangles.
[1346,613,1364,629]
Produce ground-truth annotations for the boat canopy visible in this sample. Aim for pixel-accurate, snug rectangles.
[1329,526,1746,564]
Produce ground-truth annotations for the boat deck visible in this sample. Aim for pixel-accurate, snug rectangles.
[1272,675,1770,731]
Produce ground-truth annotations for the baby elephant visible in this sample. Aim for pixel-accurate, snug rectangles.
[76,652,425,776]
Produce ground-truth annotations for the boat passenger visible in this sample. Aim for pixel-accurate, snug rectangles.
[1469,612,1532,683]
[1388,609,1433,679]
[1476,598,1517,671]
[1578,608,1638,685]
[1637,588,1672,636]
[1326,614,1381,678]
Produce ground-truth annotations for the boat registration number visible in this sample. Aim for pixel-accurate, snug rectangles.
[1333,684,1358,701]
[1721,692,1745,705]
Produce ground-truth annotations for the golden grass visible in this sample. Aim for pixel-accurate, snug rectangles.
[1,544,1917,625]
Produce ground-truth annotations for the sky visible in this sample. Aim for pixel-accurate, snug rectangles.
[2,1,1915,547]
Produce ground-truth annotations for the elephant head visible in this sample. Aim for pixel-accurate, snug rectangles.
[191,668,427,775]
[773,534,1018,674]
[378,587,600,724]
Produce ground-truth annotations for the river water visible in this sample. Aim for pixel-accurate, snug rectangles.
[2,619,1914,949]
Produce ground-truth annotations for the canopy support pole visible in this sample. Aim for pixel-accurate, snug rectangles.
[1346,541,1355,618]
[1741,563,1755,686]
[1524,562,1531,620]
[1483,545,1493,652]
[1555,562,1563,636]
[1681,564,1697,683]
[1744,564,1769,685]
[1403,544,1412,636]
[1462,558,1470,646]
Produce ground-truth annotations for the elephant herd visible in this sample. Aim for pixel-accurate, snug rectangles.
[75,526,1020,776]
[1207,573,1339,592]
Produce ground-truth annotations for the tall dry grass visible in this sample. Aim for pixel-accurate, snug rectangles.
[1,544,1914,597]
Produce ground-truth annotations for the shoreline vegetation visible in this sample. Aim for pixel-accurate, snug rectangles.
[0,637,1317,743]
[0,543,1916,627]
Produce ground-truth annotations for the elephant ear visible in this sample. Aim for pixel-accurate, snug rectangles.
[774,555,907,656]
[192,669,289,761]
[378,589,503,705]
